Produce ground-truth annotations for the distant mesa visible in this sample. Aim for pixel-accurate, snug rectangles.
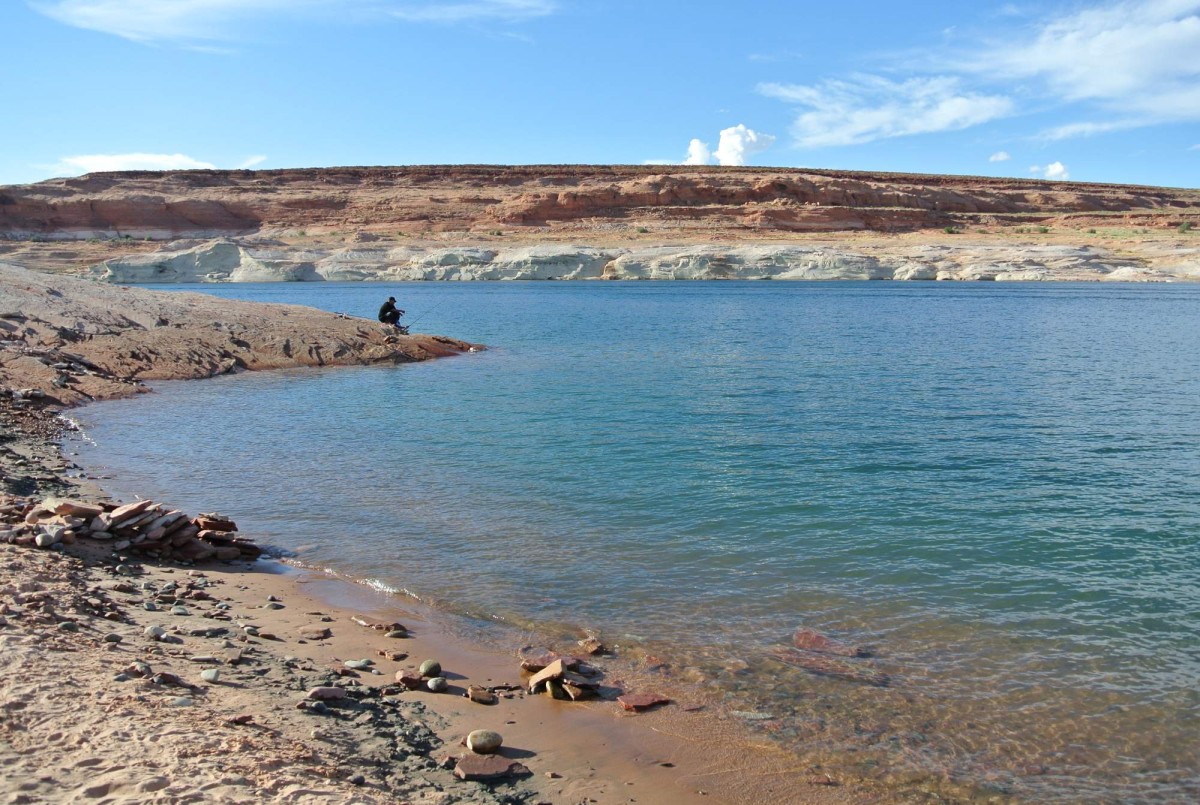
[1,165,1197,282]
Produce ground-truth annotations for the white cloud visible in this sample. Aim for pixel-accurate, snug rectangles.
[684,139,711,166]
[236,154,268,169]
[1044,161,1069,180]
[1029,161,1070,180]
[759,75,1013,148]
[713,124,775,166]
[51,153,218,174]
[676,126,775,167]
[1191,143,1200,150]
[989,150,1011,162]
[31,0,302,41]
[30,0,555,42]
[1037,120,1145,141]
[387,0,554,23]
[967,0,1200,134]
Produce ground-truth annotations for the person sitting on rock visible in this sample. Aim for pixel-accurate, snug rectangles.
[378,297,405,328]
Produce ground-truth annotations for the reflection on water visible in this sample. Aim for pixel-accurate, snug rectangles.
[71,281,1200,802]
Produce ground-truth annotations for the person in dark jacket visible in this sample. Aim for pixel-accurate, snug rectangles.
[378,297,404,327]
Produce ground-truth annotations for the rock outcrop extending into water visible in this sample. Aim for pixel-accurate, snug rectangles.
[0,261,477,412]
[88,238,1200,283]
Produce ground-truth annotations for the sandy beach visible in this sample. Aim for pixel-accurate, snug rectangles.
[0,263,879,805]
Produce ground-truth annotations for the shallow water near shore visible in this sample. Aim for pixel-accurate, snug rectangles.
[71,280,1200,802]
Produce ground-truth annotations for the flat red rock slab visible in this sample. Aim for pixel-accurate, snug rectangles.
[453,755,531,781]
[617,692,670,711]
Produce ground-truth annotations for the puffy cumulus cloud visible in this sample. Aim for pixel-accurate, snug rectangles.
[677,126,775,166]
[1044,161,1069,180]
[30,0,555,42]
[52,153,218,174]
[1029,161,1070,180]
[684,139,712,166]
[968,0,1200,132]
[989,150,1012,162]
[713,124,775,167]
[758,75,1013,148]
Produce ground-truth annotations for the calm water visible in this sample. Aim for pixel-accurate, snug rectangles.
[72,281,1200,802]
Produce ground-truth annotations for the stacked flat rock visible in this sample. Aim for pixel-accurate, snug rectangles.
[0,494,262,562]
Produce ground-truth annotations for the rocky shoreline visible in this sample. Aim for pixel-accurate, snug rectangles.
[0,264,879,805]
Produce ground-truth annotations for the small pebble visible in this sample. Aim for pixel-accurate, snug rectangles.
[171,606,190,616]
[418,659,442,677]
[466,729,504,754]
[143,602,159,611]
[103,633,122,643]
[264,602,284,610]
[426,677,448,693]
[200,669,221,683]
[144,625,166,640]
[57,621,79,632]
[113,673,129,682]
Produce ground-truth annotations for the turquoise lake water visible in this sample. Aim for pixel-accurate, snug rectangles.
[72,281,1200,802]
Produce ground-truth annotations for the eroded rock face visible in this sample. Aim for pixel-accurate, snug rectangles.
[85,239,1199,283]
[4,165,1196,242]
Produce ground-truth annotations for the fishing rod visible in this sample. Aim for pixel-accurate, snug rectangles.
[402,293,456,330]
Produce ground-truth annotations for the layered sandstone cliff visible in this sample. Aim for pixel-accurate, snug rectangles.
[3,166,1198,282]
[3,166,1198,242]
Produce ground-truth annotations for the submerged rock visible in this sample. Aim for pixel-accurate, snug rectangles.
[791,626,869,657]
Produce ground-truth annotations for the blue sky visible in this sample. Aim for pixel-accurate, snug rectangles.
[2,0,1198,187]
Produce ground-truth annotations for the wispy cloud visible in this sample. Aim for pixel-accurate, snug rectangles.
[759,75,1012,148]
[51,153,218,174]
[1037,119,1145,141]
[386,0,554,23]
[30,0,555,42]
[989,150,1012,162]
[236,154,268,169]
[966,0,1200,136]
[45,152,270,176]
[756,1,1200,154]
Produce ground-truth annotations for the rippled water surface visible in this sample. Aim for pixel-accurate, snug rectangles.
[73,281,1200,802]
